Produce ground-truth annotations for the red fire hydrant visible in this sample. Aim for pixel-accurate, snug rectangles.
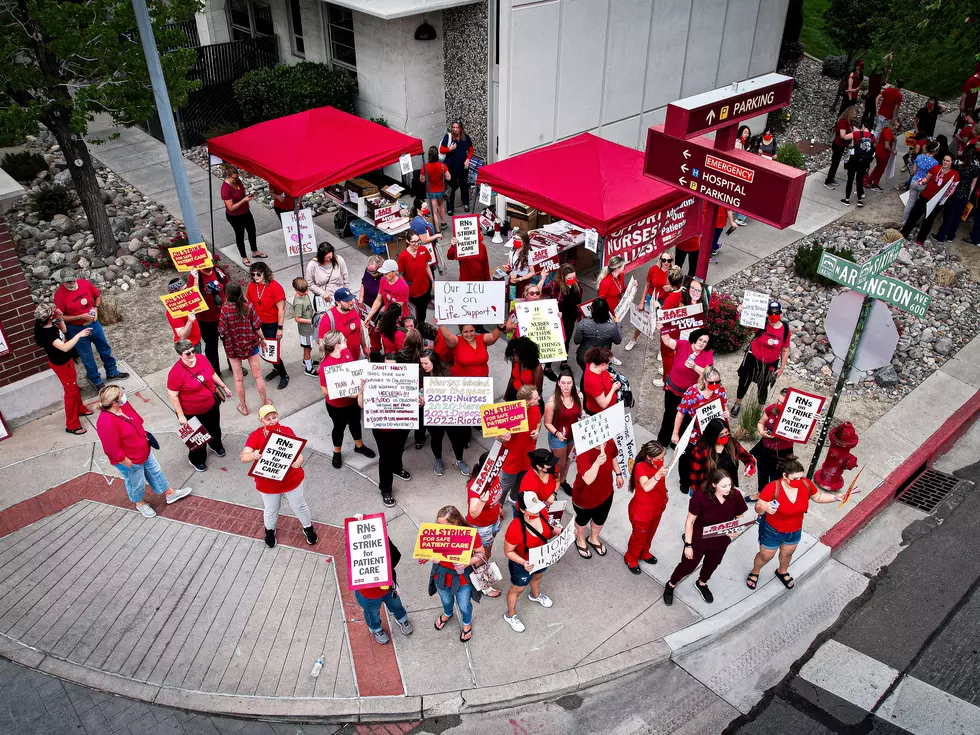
[814,422,859,491]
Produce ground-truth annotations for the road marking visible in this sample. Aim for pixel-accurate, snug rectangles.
[799,640,899,712]
[878,676,980,735]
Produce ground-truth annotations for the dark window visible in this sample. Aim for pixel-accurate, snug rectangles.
[325,3,356,71]
[288,0,305,56]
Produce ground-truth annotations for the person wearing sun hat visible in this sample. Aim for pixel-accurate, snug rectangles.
[241,404,317,548]
[729,300,791,420]
[502,490,558,633]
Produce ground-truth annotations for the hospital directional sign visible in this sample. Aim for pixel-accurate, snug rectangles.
[643,126,807,229]
[664,73,795,139]
[817,247,932,317]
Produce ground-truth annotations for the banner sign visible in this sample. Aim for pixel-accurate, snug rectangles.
[363,362,419,430]
[528,522,575,572]
[423,377,494,426]
[514,299,567,362]
[169,242,213,272]
[433,280,506,324]
[613,412,637,478]
[702,514,759,539]
[160,287,208,318]
[739,290,769,329]
[178,416,212,450]
[452,215,481,257]
[694,397,725,434]
[345,513,393,590]
[413,524,479,564]
[657,302,705,333]
[572,402,626,453]
[614,277,638,322]
[602,196,699,271]
[321,359,369,400]
[480,400,529,438]
[471,441,508,498]
[281,207,316,257]
[259,338,280,364]
[247,430,306,482]
[774,388,826,443]
[630,303,656,339]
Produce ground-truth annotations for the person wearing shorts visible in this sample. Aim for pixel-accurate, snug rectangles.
[572,438,623,559]
[466,450,505,597]
[502,491,558,633]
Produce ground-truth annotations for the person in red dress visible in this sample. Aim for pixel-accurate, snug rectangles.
[624,441,669,574]
[247,262,289,390]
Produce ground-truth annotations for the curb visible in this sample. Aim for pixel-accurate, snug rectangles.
[820,390,980,550]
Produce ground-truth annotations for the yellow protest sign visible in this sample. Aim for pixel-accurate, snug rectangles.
[480,400,529,438]
[168,242,213,272]
[160,287,209,318]
[514,299,567,361]
[412,524,478,564]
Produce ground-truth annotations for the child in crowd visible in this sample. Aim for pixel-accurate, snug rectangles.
[292,277,317,377]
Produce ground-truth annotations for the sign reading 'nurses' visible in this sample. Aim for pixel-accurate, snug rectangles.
[602,196,700,271]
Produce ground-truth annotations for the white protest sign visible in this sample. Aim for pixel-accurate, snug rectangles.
[345,513,393,590]
[423,376,494,426]
[630,303,656,339]
[695,397,725,434]
[178,416,211,451]
[614,277,638,322]
[925,179,956,218]
[281,207,316,257]
[528,521,575,572]
[479,183,492,206]
[433,280,506,324]
[774,388,826,443]
[259,339,280,364]
[740,290,770,329]
[584,229,599,253]
[666,420,695,480]
[248,430,306,482]
[613,412,637,477]
[529,243,559,268]
[321,359,368,400]
[470,441,508,497]
[452,215,481,257]
[363,362,419,430]
[702,514,759,539]
[399,153,413,176]
[514,299,567,362]
[657,303,705,332]
[571,401,626,453]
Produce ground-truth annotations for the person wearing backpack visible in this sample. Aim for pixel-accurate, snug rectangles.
[841,125,876,207]
[316,288,368,360]
[729,301,790,420]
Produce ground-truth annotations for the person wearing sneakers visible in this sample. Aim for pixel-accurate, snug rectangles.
[824,106,857,190]
[503,491,557,632]
[542,369,583,494]
[292,278,317,377]
[33,303,94,435]
[427,505,485,643]
[164,277,202,353]
[352,527,414,645]
[96,385,192,518]
[418,349,470,477]
[242,405,318,548]
[840,124,876,207]
[466,450,505,594]
[663,469,752,606]
[498,384,543,508]
[358,353,412,507]
[247,262,289,390]
[572,437,622,559]
[166,339,232,472]
[624,441,669,574]
[730,300,790,420]
[625,250,672,353]
[318,330,376,469]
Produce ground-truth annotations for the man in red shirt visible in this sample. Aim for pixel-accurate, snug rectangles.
[366,259,410,322]
[187,264,228,375]
[317,287,367,358]
[397,232,435,323]
[53,268,129,388]
[874,78,904,137]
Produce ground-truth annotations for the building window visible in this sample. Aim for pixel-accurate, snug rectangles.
[229,0,274,41]
[324,3,356,77]
[288,0,305,57]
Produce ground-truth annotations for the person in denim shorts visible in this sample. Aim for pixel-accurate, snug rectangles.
[466,451,504,597]
[502,492,558,633]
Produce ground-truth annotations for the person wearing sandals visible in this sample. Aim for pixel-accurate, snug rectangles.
[166,339,232,472]
[318,330,375,469]
[466,451,504,598]
[247,262,289,390]
[624,441,669,574]
[33,303,94,435]
[543,370,583,495]
[358,353,412,508]
[688,418,757,501]
[572,437,623,559]
[503,491,557,633]
[427,505,485,642]
[747,458,843,592]
[663,469,753,605]
[350,514,414,645]
[750,387,795,496]
[520,449,560,507]
[217,282,269,416]
[417,349,470,476]
[220,165,267,266]
[95,385,192,518]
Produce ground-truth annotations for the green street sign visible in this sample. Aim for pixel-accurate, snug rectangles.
[817,252,863,288]
[858,273,932,317]
[817,247,931,316]
[859,239,904,282]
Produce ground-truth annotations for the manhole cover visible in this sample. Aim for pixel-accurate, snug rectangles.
[896,468,961,512]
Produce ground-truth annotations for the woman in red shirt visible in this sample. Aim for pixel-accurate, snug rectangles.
[824,106,857,188]
[503,491,557,633]
[217,282,269,416]
[438,322,507,378]
[448,235,491,282]
[166,339,232,471]
[247,262,289,389]
[427,505,485,642]
[658,327,713,446]
[379,302,408,354]
[419,146,450,231]
[751,387,795,494]
[518,448,560,507]
[466,450,505,574]
[397,232,435,323]
[418,349,470,474]
[901,153,959,244]
[596,255,627,314]
[220,165,266,265]
[626,251,673,351]
[572,437,623,558]
[625,441,669,573]
[730,300,790,419]
[543,369,583,493]
[318,330,375,469]
[503,336,544,403]
[865,117,899,190]
[657,267,686,385]
[498,385,543,511]
[582,347,620,416]
[748,458,842,591]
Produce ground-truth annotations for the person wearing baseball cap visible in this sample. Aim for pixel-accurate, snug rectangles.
[317,286,369,361]
[165,277,201,350]
[365,258,410,324]
[519,449,560,507]
[729,300,790,420]
[502,490,557,633]
[241,404,317,548]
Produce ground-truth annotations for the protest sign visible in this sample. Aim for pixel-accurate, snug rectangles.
[480,401,528,438]
[398,153,413,176]
[702,514,758,539]
[178,417,212,451]
[695,397,725,433]
[514,299,567,362]
[548,499,569,525]
[529,243,559,268]
[657,303,705,333]
[571,402,626,453]
[630,302,656,339]
[479,183,492,206]
[613,411,637,477]
[168,242,212,272]
[602,196,698,271]
[614,277,638,322]
[259,338,280,364]
[739,290,769,329]
[666,420,695,479]
[248,430,306,482]
[452,215,481,257]
[345,513,393,590]
[528,522,575,572]
[160,287,208,318]
[433,280,506,324]
[413,524,479,564]
[471,441,508,497]
[281,208,316,257]
[774,388,826,443]
[373,202,400,227]
[424,377,494,426]
[363,363,419,430]
[321,359,368,400]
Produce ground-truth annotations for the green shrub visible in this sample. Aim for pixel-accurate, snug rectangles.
[201,121,240,140]
[1,151,48,182]
[706,291,753,354]
[794,242,855,286]
[29,183,76,219]
[739,396,764,441]
[822,54,848,78]
[370,117,390,128]
[775,143,806,169]
[234,62,357,124]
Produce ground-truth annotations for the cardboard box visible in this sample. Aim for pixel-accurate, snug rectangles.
[507,209,538,233]
[346,178,378,197]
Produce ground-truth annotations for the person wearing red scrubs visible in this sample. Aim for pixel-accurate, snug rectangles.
[582,347,620,416]
[437,322,507,377]
[397,232,435,324]
[624,442,670,574]
[519,449,560,506]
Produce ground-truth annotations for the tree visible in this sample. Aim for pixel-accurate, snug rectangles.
[0,0,200,257]
[822,0,887,65]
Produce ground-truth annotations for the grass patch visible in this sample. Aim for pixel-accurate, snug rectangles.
[801,0,839,61]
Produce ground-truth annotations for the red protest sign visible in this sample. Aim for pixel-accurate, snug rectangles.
[177,417,212,450]
[160,287,208,318]
[658,303,705,333]
[602,196,700,271]
[345,513,394,590]
[247,430,307,482]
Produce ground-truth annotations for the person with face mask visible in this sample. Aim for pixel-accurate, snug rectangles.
[671,365,728,495]
[241,404,317,548]
[729,301,790,420]
[750,387,795,497]
[503,491,558,633]
[96,385,192,517]
[688,418,756,500]
[519,449,560,507]
[747,458,843,591]
[658,327,714,447]
[624,441,669,574]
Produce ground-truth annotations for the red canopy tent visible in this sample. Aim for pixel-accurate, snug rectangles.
[207,106,424,198]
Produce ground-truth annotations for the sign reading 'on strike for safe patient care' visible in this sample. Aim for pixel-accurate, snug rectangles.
[363,362,419,430]
[345,513,393,590]
[413,524,478,564]
[480,400,528,438]
[160,287,209,318]
[168,242,212,272]
[774,388,826,443]
[434,280,506,324]
[248,430,306,482]
[424,377,494,426]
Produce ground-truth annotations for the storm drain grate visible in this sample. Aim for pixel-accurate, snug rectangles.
[896,468,961,512]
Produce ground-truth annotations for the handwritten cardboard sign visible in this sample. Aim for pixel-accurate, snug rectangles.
[694,397,725,434]
[614,277,638,323]
[480,400,529,438]
[178,416,212,450]
[281,207,316,257]
[739,290,770,329]
[259,338,280,364]
[613,412,637,477]
[452,214,481,257]
[514,299,567,362]
[345,513,393,590]
[528,521,575,572]
[434,280,506,324]
[630,303,656,338]
[774,388,826,443]
[423,377,494,426]
[160,287,208,318]
[363,362,419,430]
[169,242,213,272]
[247,430,306,482]
[657,302,705,333]
[321,359,368,400]
[571,402,626,453]
[412,524,478,564]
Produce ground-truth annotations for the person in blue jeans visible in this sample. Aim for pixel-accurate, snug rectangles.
[427,505,485,642]
[53,269,129,388]
[351,530,414,644]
